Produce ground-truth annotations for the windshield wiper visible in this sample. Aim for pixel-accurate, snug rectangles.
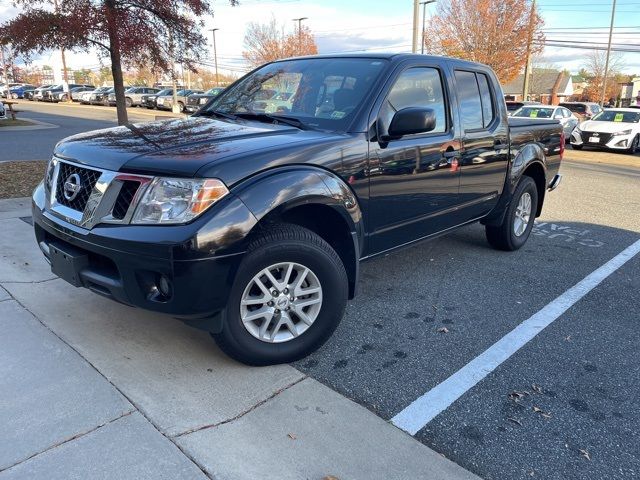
[234,112,309,130]
[199,110,238,121]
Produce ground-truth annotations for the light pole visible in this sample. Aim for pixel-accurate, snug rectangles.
[420,1,436,54]
[600,0,617,107]
[292,17,308,54]
[209,28,219,86]
[522,0,537,102]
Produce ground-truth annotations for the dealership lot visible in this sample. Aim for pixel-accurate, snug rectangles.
[1,104,639,479]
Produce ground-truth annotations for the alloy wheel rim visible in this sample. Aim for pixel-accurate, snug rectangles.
[514,192,532,237]
[240,262,323,343]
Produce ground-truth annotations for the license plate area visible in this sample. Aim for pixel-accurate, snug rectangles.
[589,136,600,143]
[49,242,89,287]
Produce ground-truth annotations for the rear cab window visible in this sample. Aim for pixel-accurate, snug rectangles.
[455,70,495,130]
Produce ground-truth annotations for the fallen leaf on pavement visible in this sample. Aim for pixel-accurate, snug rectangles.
[508,417,522,426]
[437,327,449,333]
[533,406,542,413]
[532,384,543,394]
[322,476,340,480]
[508,391,526,401]
[287,433,297,440]
[541,413,552,419]
[579,449,591,461]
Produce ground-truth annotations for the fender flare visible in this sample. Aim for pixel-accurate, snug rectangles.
[482,143,548,227]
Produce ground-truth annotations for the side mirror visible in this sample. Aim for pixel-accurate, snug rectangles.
[385,107,437,139]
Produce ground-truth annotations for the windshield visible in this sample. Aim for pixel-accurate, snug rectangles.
[592,111,640,123]
[155,89,172,96]
[513,107,555,119]
[203,57,388,130]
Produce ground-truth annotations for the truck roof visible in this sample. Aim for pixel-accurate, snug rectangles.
[271,53,493,70]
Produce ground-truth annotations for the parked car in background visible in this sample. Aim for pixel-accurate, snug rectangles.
[70,86,95,101]
[570,108,640,153]
[505,100,541,116]
[6,84,36,99]
[184,87,225,113]
[156,89,204,112]
[33,85,53,101]
[108,86,161,107]
[45,84,94,102]
[558,101,602,122]
[90,87,114,105]
[80,88,102,104]
[511,105,579,138]
[0,82,22,98]
[140,88,175,109]
[22,88,36,100]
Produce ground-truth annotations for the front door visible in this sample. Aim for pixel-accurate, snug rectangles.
[368,65,462,255]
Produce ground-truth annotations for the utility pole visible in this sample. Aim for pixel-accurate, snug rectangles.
[292,17,308,55]
[412,0,420,53]
[420,1,436,54]
[52,0,71,102]
[600,0,617,107]
[522,0,536,102]
[210,28,219,86]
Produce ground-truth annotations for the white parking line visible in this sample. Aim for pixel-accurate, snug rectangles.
[392,238,640,435]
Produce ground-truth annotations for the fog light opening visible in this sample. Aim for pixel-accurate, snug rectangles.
[157,274,173,299]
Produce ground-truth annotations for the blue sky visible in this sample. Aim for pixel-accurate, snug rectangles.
[1,0,639,76]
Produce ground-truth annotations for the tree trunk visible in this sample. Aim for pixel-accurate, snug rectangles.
[105,1,128,125]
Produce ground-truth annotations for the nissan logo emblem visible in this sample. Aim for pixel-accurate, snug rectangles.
[63,173,82,201]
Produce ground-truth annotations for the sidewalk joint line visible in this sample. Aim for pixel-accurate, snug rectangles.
[173,375,308,439]
[0,410,134,473]
[9,297,218,480]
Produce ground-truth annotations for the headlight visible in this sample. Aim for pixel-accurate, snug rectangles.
[131,177,228,224]
[200,97,208,105]
[613,129,632,136]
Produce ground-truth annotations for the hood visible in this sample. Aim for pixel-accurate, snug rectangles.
[580,120,637,134]
[53,116,332,178]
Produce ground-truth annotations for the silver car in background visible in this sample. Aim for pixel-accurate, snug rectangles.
[511,105,579,139]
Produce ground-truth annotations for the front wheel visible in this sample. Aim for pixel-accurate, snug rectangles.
[627,135,639,155]
[212,224,348,366]
[486,176,538,251]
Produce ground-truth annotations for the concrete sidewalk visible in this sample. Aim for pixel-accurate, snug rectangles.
[0,197,480,480]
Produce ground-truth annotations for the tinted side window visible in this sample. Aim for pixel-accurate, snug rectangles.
[455,70,483,130]
[476,73,494,127]
[380,67,447,134]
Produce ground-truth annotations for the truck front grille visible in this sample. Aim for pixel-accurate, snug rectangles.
[112,180,141,220]
[55,162,102,212]
[48,159,151,229]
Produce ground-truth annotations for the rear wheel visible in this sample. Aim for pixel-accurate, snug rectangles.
[571,144,583,150]
[212,224,348,366]
[125,97,132,108]
[486,176,538,251]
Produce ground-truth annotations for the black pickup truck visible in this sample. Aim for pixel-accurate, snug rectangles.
[32,54,563,365]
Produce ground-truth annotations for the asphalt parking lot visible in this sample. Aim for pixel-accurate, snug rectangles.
[296,157,640,479]
[1,103,639,479]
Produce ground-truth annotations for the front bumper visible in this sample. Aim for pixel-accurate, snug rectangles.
[32,183,254,320]
[570,130,634,150]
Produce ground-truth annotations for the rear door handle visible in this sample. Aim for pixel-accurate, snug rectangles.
[443,150,459,159]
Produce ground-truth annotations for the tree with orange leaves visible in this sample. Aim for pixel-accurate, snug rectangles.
[242,18,318,69]
[424,0,544,84]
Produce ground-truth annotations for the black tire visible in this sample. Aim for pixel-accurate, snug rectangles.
[212,224,348,366]
[486,176,538,251]
[178,101,185,112]
[571,144,583,150]
[125,97,132,108]
[627,135,639,155]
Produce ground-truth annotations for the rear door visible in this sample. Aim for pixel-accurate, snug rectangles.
[453,68,509,221]
[367,60,462,254]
